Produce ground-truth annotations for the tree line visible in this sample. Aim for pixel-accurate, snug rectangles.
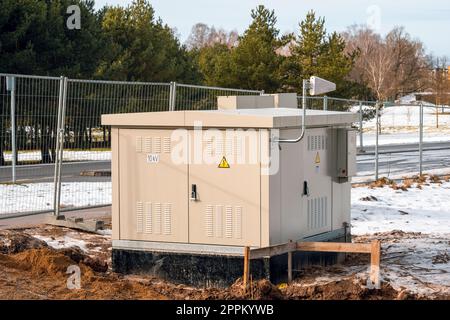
[0,0,445,165]
[2,0,440,98]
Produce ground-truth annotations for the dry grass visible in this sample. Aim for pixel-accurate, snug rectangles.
[362,174,448,192]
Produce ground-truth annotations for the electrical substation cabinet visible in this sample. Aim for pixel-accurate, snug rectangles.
[102,94,359,254]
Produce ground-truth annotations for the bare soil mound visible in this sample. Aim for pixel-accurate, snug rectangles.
[0,247,165,299]
[282,278,401,300]
[0,226,442,300]
[0,230,48,254]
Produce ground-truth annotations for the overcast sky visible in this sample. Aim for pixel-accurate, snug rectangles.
[94,0,450,57]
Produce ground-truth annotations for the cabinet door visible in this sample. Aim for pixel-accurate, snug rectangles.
[188,130,261,246]
[302,128,333,237]
[119,129,188,242]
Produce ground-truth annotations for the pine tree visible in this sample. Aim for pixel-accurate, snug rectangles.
[283,10,356,96]
[195,44,234,87]
[0,0,104,77]
[230,5,283,92]
[98,0,199,83]
[318,32,357,96]
[294,11,326,78]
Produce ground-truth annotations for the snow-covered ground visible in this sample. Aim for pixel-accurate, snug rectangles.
[352,105,450,134]
[379,234,449,297]
[398,93,418,105]
[350,104,449,146]
[351,179,450,298]
[351,181,450,235]
[0,182,111,214]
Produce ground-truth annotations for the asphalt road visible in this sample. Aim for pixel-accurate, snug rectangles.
[359,141,450,155]
[1,141,449,184]
[0,160,111,183]
[355,141,450,181]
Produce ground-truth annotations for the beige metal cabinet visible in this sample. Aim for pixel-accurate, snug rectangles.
[103,104,359,252]
[275,128,332,242]
[301,128,332,237]
[118,129,189,243]
[188,130,261,246]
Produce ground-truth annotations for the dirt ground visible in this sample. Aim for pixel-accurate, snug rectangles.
[0,221,448,300]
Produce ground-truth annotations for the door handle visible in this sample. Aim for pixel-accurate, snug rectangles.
[190,184,198,201]
[303,181,310,197]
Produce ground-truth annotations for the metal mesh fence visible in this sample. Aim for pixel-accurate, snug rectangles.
[3,72,449,216]
[64,79,171,152]
[0,74,61,215]
[299,96,324,110]
[0,76,11,168]
[174,84,263,111]
[424,105,450,176]
[57,80,172,211]
[298,96,377,112]
[352,103,450,183]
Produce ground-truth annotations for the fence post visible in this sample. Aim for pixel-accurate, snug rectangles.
[6,76,17,183]
[169,81,176,111]
[359,101,364,152]
[53,76,68,217]
[260,90,265,96]
[374,102,380,181]
[169,81,173,111]
[419,102,423,176]
[323,95,328,111]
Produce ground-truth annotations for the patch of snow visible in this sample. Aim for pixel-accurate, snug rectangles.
[351,181,450,235]
[349,104,375,113]
[96,229,112,236]
[0,182,111,214]
[398,93,417,105]
[33,235,88,252]
[363,105,450,134]
[380,236,450,297]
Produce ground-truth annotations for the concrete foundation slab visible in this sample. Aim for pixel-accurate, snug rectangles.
[112,229,349,287]
[45,215,104,233]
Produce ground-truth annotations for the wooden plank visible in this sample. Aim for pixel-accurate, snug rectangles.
[243,246,250,291]
[249,241,297,260]
[297,242,372,254]
[370,240,381,288]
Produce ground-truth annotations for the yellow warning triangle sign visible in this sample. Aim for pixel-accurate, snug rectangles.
[315,152,321,164]
[218,156,230,168]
